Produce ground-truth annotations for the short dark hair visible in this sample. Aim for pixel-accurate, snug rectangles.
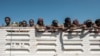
[95,19,100,26]
[37,18,44,26]
[29,19,34,23]
[73,19,79,25]
[64,17,71,28]
[65,17,71,23]
[5,17,11,21]
[85,19,93,27]
[52,20,58,27]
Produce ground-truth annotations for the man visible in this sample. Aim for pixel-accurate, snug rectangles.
[22,20,27,27]
[5,17,11,27]
[29,19,34,27]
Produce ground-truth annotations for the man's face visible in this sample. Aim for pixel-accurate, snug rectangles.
[29,20,34,25]
[23,22,27,27]
[5,18,10,24]
[97,22,100,27]
[40,21,43,25]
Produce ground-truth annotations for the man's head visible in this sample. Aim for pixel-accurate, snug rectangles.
[37,18,44,26]
[65,17,71,25]
[22,20,27,27]
[29,19,34,27]
[52,20,58,27]
[95,19,100,27]
[5,17,11,26]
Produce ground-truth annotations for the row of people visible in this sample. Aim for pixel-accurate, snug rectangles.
[5,17,34,27]
[4,17,100,32]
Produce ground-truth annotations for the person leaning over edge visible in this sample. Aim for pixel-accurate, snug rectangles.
[70,19,80,30]
[61,17,72,31]
[50,20,60,32]
[82,19,93,32]
[93,19,100,33]
[29,19,34,27]
[35,18,45,31]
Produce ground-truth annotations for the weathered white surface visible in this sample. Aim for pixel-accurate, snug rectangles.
[0,27,100,56]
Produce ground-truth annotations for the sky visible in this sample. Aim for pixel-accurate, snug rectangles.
[0,0,100,25]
